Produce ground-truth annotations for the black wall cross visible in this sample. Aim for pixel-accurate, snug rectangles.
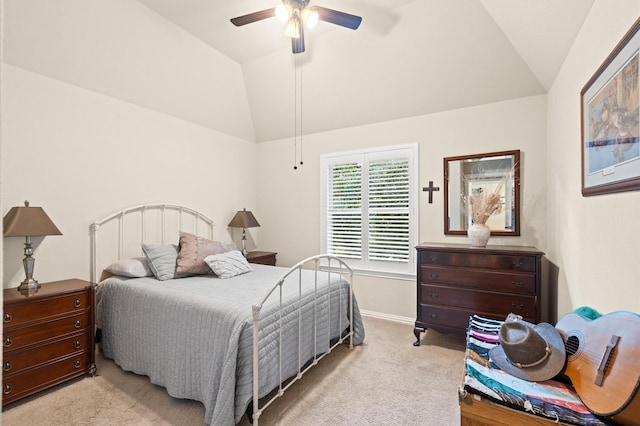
[422,181,440,204]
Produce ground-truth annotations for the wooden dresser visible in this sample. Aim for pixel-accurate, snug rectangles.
[2,279,96,406]
[414,243,546,345]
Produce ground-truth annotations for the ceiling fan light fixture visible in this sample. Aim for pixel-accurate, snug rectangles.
[275,4,291,23]
[300,8,318,28]
[284,18,300,38]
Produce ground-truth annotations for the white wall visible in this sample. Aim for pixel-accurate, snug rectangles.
[257,95,547,321]
[547,1,640,316]
[1,65,258,286]
[1,0,260,288]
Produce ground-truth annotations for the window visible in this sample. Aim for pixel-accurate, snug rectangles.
[320,144,418,277]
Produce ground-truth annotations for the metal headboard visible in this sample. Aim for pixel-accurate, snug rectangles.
[90,204,215,283]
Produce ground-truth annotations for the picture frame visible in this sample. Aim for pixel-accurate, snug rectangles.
[581,17,640,196]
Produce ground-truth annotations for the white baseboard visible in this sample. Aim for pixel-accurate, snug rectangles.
[360,309,414,325]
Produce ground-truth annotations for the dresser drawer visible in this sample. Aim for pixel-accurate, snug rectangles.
[3,330,90,378]
[2,350,92,405]
[3,292,89,326]
[417,305,475,331]
[420,284,536,318]
[4,313,89,351]
[420,265,536,294]
[419,250,537,273]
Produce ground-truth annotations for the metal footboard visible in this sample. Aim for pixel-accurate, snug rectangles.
[251,255,354,425]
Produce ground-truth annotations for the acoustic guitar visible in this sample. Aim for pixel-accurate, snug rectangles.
[555,311,640,425]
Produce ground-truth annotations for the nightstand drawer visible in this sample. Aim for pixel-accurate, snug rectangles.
[3,330,90,377]
[4,313,89,351]
[4,292,89,326]
[2,350,92,405]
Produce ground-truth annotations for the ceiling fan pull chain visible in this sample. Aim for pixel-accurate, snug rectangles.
[293,55,299,170]
[299,59,303,167]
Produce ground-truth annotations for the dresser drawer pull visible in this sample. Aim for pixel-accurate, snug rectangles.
[3,337,12,347]
[511,280,524,286]
[74,340,81,349]
[3,312,12,323]
[74,320,82,329]
[74,359,82,369]
[430,313,439,319]
[429,255,439,263]
[511,302,525,310]
[429,273,438,279]
[4,384,12,395]
[512,261,523,269]
[3,361,11,372]
[74,298,82,308]
[429,292,439,298]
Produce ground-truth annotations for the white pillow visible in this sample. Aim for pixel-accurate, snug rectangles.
[204,250,253,279]
[105,257,153,278]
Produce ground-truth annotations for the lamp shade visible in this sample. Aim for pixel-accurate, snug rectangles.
[228,208,260,229]
[3,201,62,237]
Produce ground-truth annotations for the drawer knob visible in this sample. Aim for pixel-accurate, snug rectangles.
[511,280,524,286]
[74,340,81,349]
[512,261,523,269]
[74,359,81,369]
[3,312,12,323]
[511,302,525,310]
[3,384,12,395]
[429,273,438,279]
[430,313,439,319]
[3,337,12,347]
[430,292,439,298]
[3,361,11,372]
[74,320,82,329]
[429,255,438,263]
[74,298,81,308]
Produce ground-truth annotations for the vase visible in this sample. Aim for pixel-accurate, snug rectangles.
[468,223,491,247]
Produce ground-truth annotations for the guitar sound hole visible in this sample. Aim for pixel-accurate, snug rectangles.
[565,335,580,357]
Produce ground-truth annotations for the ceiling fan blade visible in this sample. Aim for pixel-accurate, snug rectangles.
[230,8,275,27]
[311,6,362,30]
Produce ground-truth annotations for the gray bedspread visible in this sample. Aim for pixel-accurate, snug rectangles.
[96,264,365,425]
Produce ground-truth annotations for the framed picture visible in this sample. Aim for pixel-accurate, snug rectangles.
[581,17,640,196]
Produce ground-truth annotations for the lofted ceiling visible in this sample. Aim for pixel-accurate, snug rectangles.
[5,0,596,143]
[138,0,594,142]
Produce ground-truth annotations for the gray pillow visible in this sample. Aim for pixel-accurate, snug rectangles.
[105,257,153,278]
[204,250,252,279]
[141,244,182,281]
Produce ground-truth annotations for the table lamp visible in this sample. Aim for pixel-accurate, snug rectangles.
[3,200,62,291]
[228,208,260,256]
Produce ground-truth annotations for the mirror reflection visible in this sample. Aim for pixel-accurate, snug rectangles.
[444,150,520,236]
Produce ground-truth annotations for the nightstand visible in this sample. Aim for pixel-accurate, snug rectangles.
[2,279,96,406]
[246,251,277,266]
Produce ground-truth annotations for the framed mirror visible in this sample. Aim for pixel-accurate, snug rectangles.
[444,150,520,236]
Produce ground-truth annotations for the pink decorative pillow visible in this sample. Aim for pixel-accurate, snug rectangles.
[176,231,236,275]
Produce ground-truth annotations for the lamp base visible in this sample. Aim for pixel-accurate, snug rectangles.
[17,278,41,292]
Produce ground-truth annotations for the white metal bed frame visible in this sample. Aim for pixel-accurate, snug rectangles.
[90,203,355,425]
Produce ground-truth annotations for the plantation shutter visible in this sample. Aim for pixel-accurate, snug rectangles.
[368,158,410,262]
[326,162,362,259]
[321,144,417,276]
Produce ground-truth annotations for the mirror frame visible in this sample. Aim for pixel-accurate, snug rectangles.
[444,150,520,236]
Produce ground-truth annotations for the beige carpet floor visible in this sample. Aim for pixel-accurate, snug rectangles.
[2,317,466,426]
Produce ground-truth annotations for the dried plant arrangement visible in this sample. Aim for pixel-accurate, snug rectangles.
[462,164,515,226]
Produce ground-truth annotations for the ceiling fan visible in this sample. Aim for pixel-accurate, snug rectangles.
[230,0,362,54]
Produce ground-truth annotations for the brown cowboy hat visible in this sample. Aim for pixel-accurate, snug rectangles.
[489,320,566,382]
